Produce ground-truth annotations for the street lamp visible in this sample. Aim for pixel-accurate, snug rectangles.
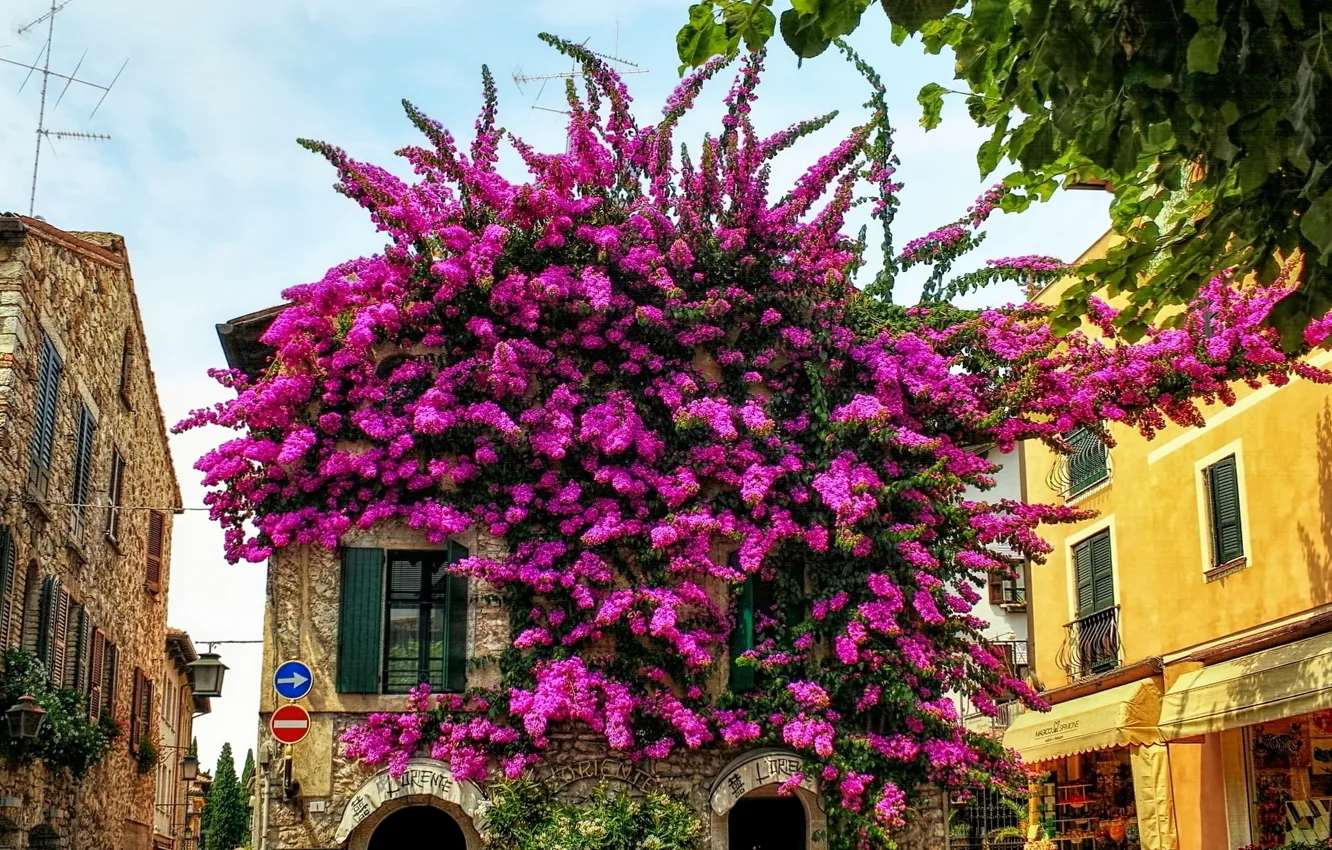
[5,695,46,740]
[181,753,200,782]
[187,652,228,699]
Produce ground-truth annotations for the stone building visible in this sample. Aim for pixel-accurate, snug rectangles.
[154,629,210,850]
[0,214,181,849]
[217,309,948,850]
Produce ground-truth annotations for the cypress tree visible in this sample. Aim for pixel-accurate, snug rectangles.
[201,743,248,850]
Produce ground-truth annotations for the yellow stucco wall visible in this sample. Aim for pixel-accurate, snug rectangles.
[1022,237,1332,689]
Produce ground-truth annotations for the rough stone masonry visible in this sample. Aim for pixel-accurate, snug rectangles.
[0,214,180,850]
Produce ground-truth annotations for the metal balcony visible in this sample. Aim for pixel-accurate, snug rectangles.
[1057,606,1122,680]
[959,640,1030,731]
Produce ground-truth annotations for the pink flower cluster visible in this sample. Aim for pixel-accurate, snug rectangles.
[183,38,1330,848]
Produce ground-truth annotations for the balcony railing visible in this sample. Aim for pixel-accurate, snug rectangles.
[1057,606,1121,680]
[1046,428,1110,499]
[959,640,1030,730]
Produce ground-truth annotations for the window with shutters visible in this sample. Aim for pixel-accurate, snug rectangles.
[70,403,96,538]
[1067,529,1120,676]
[145,511,164,593]
[106,450,126,542]
[1204,454,1245,568]
[27,334,63,498]
[382,546,469,694]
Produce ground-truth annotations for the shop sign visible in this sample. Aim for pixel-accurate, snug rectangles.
[333,759,485,843]
[1032,718,1081,744]
[545,758,660,795]
[709,750,822,815]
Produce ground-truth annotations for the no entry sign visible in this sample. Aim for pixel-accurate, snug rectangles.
[270,704,311,745]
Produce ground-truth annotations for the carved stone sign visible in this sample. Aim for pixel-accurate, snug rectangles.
[334,759,485,843]
[544,758,661,797]
[709,750,822,815]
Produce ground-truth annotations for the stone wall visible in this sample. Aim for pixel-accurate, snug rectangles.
[0,216,180,849]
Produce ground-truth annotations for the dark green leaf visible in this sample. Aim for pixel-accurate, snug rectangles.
[816,0,872,38]
[677,3,730,68]
[1187,25,1225,73]
[976,115,1010,176]
[742,5,778,49]
[917,82,948,130]
[879,0,957,33]
[1184,0,1217,25]
[780,9,833,59]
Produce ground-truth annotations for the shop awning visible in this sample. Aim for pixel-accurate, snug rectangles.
[1002,678,1163,764]
[1160,630,1332,739]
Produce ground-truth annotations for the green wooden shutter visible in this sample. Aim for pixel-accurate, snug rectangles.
[1073,539,1095,617]
[337,548,384,694]
[1088,531,1114,613]
[729,577,756,692]
[1208,456,1244,565]
[0,527,14,650]
[71,404,95,525]
[28,335,63,493]
[35,577,58,668]
[444,542,469,693]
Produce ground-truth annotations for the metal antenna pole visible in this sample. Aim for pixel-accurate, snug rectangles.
[2,0,127,216]
[28,0,57,216]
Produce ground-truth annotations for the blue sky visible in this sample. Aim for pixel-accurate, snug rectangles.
[0,0,1111,772]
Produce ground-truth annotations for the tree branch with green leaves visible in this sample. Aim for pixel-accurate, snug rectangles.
[676,0,1332,348]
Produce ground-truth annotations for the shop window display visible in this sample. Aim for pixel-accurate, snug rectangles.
[1026,751,1139,849]
[1247,710,1332,849]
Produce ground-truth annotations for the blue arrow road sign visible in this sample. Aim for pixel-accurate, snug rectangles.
[273,660,313,700]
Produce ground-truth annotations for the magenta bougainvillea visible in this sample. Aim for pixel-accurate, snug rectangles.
[179,37,1331,849]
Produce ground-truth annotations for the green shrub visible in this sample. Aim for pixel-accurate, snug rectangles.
[0,648,116,777]
[482,779,703,850]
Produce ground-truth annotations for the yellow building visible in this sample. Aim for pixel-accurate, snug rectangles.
[1004,232,1332,850]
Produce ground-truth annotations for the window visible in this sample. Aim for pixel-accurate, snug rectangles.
[335,545,469,695]
[987,570,1026,608]
[27,334,63,497]
[384,548,468,694]
[1204,454,1244,567]
[1064,427,1109,497]
[145,511,164,593]
[1070,529,1119,675]
[71,403,96,536]
[106,450,126,541]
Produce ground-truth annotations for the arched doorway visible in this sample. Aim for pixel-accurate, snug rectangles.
[368,806,465,849]
[728,795,807,850]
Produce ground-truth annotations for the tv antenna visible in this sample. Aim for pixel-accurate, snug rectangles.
[1,0,128,216]
[512,28,646,128]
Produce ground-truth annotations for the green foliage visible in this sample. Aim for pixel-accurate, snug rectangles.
[136,736,159,775]
[240,749,255,848]
[482,779,703,850]
[675,0,1332,347]
[0,648,116,778]
[202,743,249,850]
